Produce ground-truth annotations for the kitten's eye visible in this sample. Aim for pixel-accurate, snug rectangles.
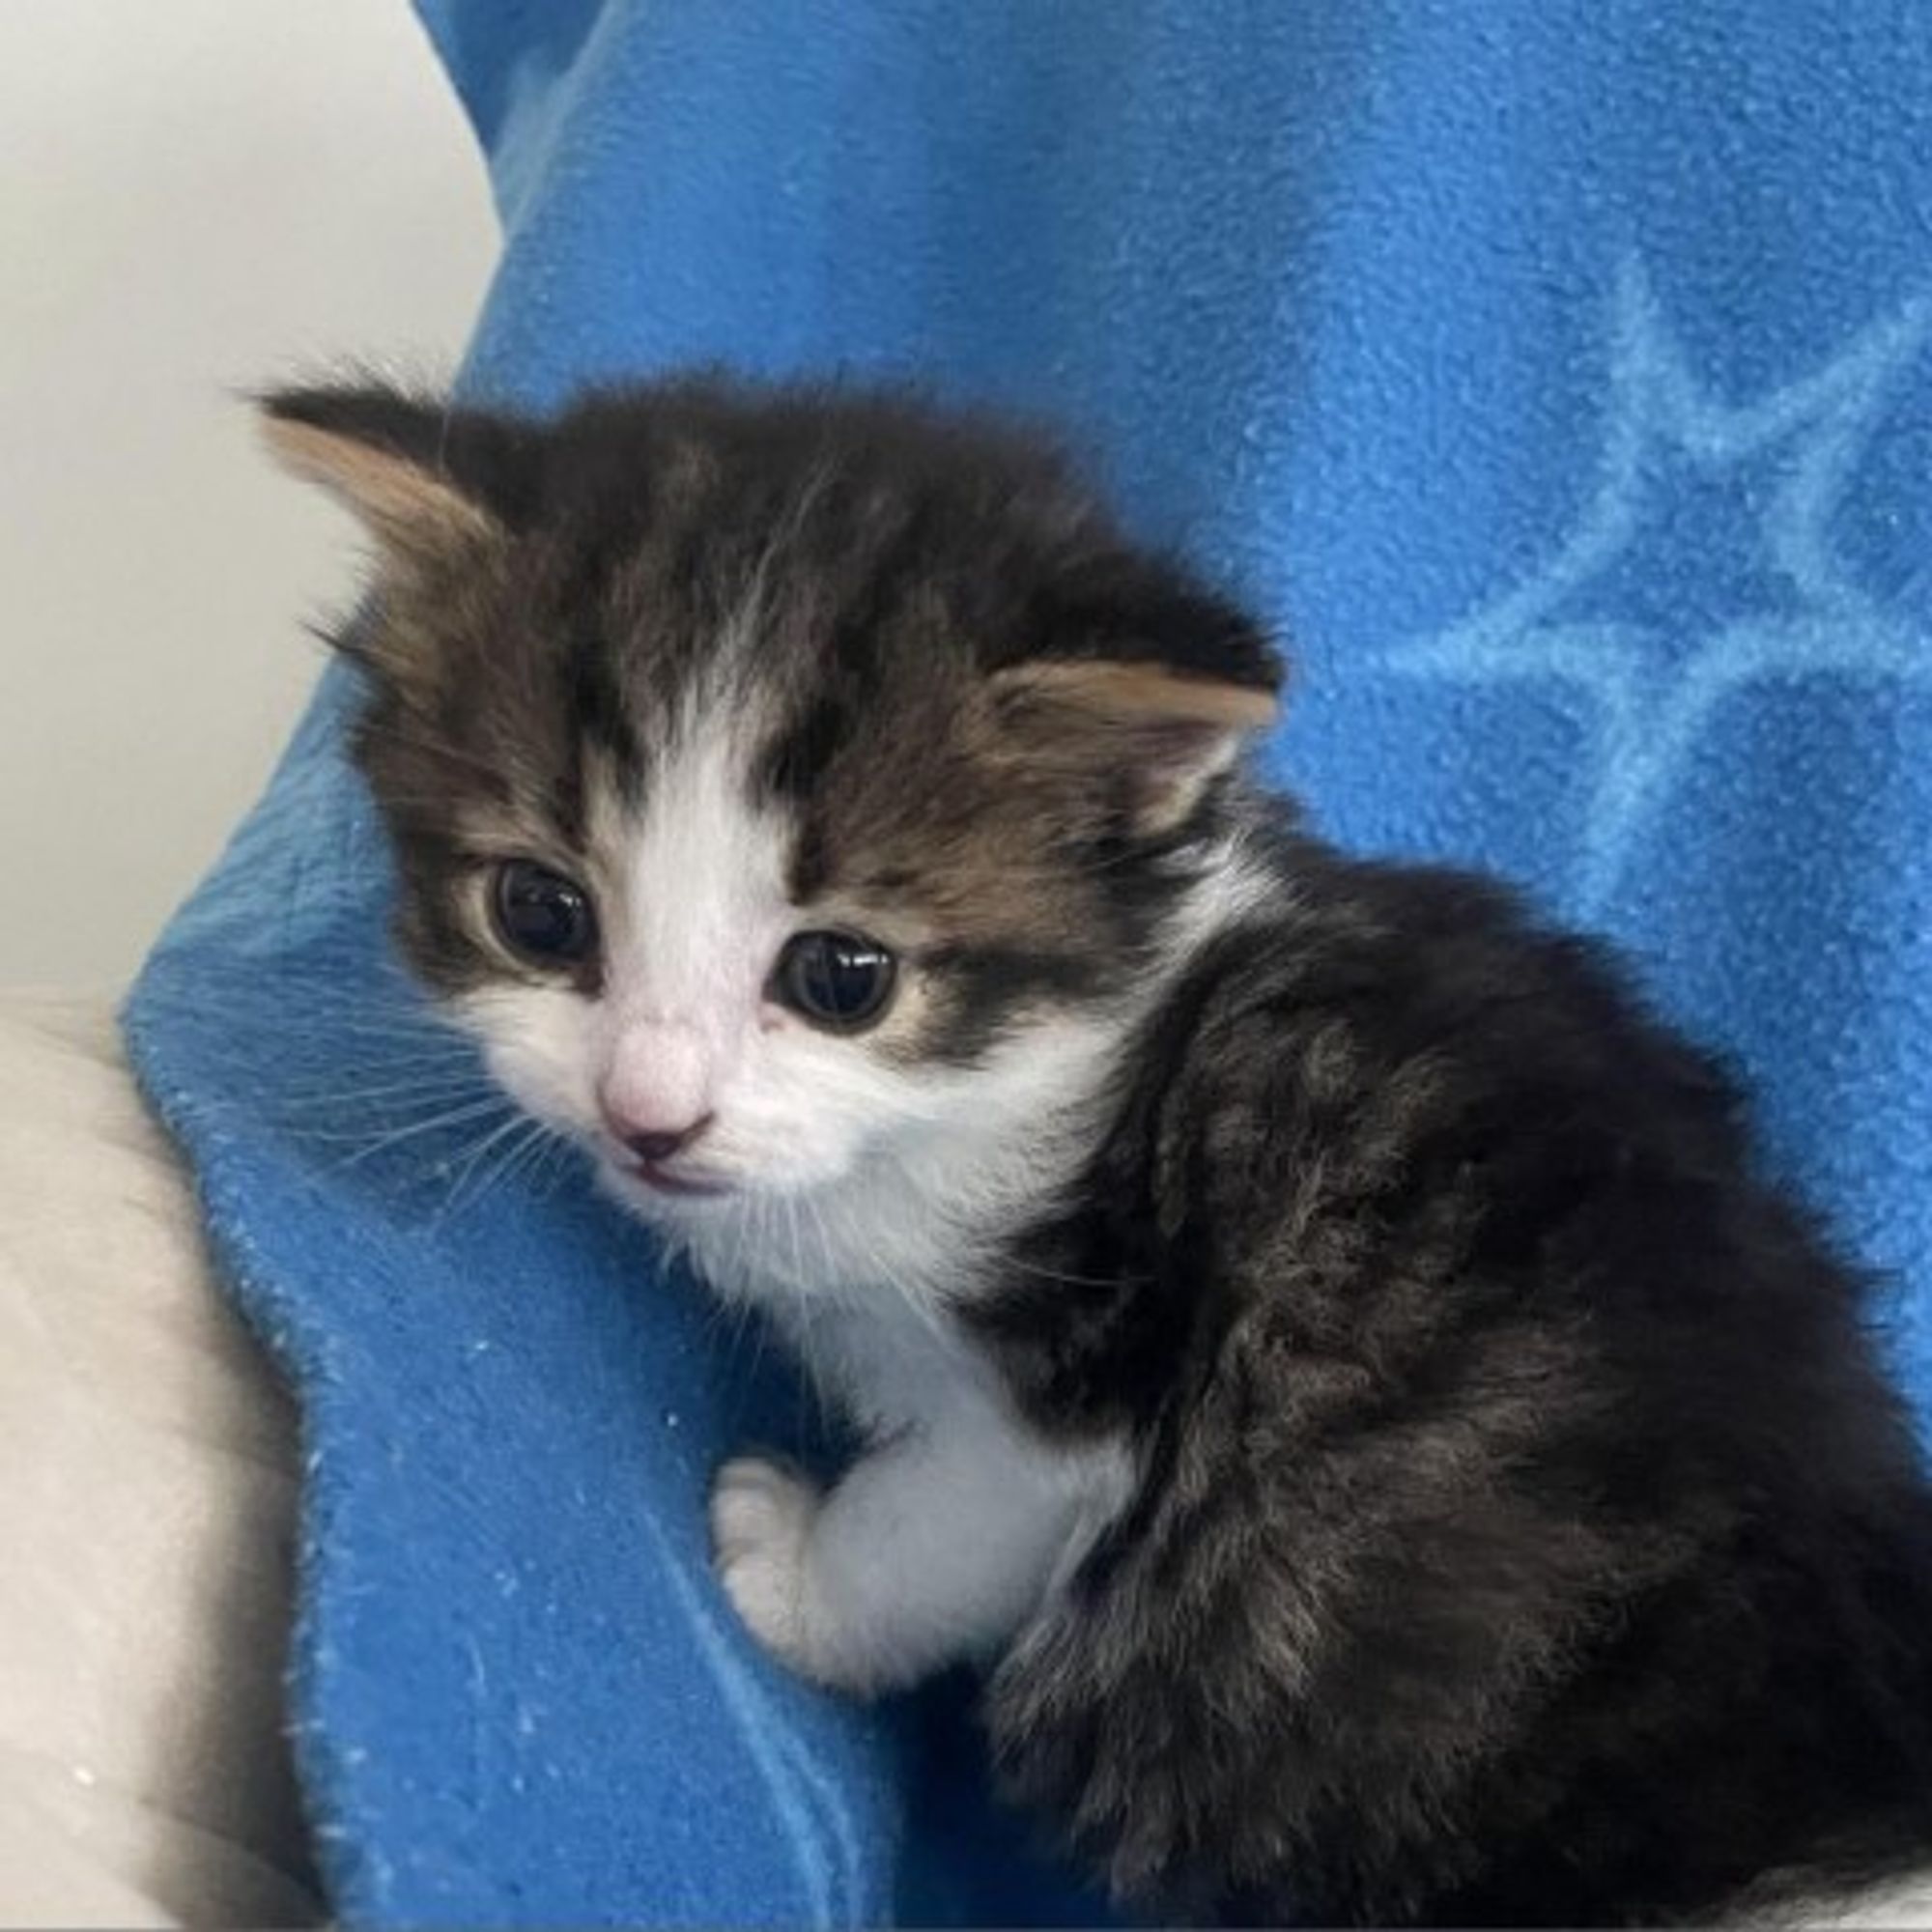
[492,860,598,968]
[773,930,896,1032]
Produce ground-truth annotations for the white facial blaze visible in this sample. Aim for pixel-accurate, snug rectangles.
[594,703,790,1138]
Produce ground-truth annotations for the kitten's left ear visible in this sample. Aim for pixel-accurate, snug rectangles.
[255,382,531,563]
[991,559,1284,834]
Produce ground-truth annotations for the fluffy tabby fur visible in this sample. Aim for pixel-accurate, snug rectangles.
[263,373,1932,1926]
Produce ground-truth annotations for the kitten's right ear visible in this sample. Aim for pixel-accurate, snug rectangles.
[255,383,525,563]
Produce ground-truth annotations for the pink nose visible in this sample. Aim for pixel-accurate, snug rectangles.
[602,1107,713,1165]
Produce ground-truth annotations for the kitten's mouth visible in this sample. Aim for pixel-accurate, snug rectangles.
[628,1159,734,1201]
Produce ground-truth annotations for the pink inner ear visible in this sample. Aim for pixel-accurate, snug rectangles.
[1133,712,1242,768]
[259,415,497,556]
[989,659,1275,833]
[1106,713,1248,830]
[994,658,1278,736]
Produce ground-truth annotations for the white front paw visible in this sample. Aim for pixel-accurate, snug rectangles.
[710,1457,821,1671]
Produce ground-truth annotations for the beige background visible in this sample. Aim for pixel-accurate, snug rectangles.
[0,0,497,985]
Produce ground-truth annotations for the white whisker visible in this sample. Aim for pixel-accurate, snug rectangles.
[438,1113,544,1220]
[327,1095,516,1169]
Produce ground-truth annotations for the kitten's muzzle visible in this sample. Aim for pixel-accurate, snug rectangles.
[610,1113,714,1166]
[600,1105,730,1199]
[627,1158,732,1200]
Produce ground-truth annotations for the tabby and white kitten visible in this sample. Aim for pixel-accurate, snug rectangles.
[263,377,1932,1927]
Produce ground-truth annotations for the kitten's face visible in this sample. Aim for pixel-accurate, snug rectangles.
[264,380,1278,1273]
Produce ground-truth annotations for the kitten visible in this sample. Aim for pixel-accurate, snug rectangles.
[262,375,1932,1927]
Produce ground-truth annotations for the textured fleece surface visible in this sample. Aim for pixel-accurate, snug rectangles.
[124,0,1932,1922]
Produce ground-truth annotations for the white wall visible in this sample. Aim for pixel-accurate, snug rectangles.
[0,1,497,985]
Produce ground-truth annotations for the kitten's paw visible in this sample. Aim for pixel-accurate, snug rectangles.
[710,1457,821,1670]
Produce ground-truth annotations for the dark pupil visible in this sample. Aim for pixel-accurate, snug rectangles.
[497,863,594,963]
[782,931,894,1028]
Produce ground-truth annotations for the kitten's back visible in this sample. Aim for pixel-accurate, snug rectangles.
[979,824,1932,1925]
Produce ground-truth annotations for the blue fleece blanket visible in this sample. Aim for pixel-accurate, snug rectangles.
[125,1,1932,1923]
